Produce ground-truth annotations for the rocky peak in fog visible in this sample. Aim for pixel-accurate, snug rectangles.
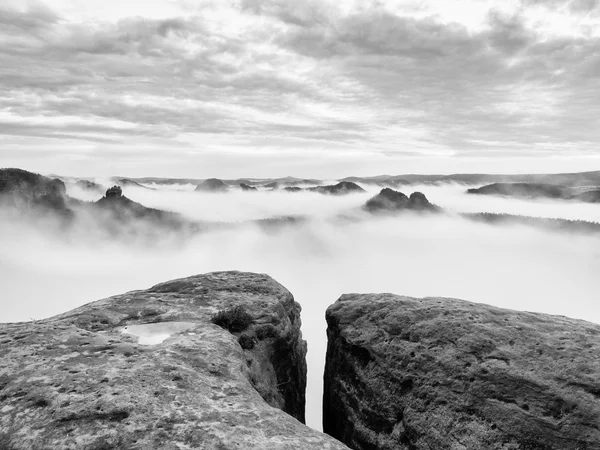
[240,183,257,191]
[263,181,280,189]
[195,178,229,192]
[309,181,366,195]
[364,188,438,212]
[105,185,123,198]
[0,168,66,198]
[0,168,72,217]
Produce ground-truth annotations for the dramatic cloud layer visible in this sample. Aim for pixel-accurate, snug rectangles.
[1,0,600,176]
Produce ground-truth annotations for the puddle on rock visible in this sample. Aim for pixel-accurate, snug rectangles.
[121,322,198,345]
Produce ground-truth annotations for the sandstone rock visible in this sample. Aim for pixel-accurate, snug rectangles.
[0,271,349,450]
[364,188,437,213]
[0,168,72,217]
[105,186,123,198]
[324,294,600,450]
[93,190,188,232]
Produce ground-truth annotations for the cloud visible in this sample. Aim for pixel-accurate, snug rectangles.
[1,0,599,176]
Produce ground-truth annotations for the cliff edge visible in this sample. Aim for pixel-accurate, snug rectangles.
[0,271,349,450]
[324,293,600,450]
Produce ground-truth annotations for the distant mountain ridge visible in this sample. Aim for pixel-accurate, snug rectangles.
[468,182,600,203]
[3,168,600,238]
[56,170,600,188]
[342,170,600,187]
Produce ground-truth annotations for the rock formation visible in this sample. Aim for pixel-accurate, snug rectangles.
[0,168,72,217]
[323,294,600,450]
[310,182,365,195]
[0,271,349,450]
[94,186,187,230]
[240,183,258,191]
[105,185,123,198]
[364,188,438,213]
[195,178,229,192]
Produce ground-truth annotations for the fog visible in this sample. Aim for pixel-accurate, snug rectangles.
[68,181,600,223]
[2,183,600,430]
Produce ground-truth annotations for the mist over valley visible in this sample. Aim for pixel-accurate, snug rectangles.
[2,168,600,431]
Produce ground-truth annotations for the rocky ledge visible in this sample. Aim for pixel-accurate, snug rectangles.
[324,294,600,450]
[0,271,349,450]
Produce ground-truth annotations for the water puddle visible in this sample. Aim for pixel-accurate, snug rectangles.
[121,321,198,345]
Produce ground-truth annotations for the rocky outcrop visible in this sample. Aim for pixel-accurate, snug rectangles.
[105,185,122,198]
[240,183,258,191]
[93,186,187,231]
[0,168,72,217]
[310,182,365,195]
[195,178,229,192]
[364,188,438,213]
[0,271,349,450]
[324,294,600,450]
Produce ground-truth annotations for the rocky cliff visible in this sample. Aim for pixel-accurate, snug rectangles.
[0,271,349,450]
[324,294,600,450]
[0,168,72,217]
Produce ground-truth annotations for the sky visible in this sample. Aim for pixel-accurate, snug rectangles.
[1,0,600,178]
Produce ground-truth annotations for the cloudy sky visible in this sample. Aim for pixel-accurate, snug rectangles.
[1,0,600,178]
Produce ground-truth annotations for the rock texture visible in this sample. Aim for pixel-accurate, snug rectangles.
[364,188,438,213]
[0,271,349,450]
[324,294,600,450]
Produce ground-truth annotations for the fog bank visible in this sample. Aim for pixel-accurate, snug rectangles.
[2,183,600,430]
